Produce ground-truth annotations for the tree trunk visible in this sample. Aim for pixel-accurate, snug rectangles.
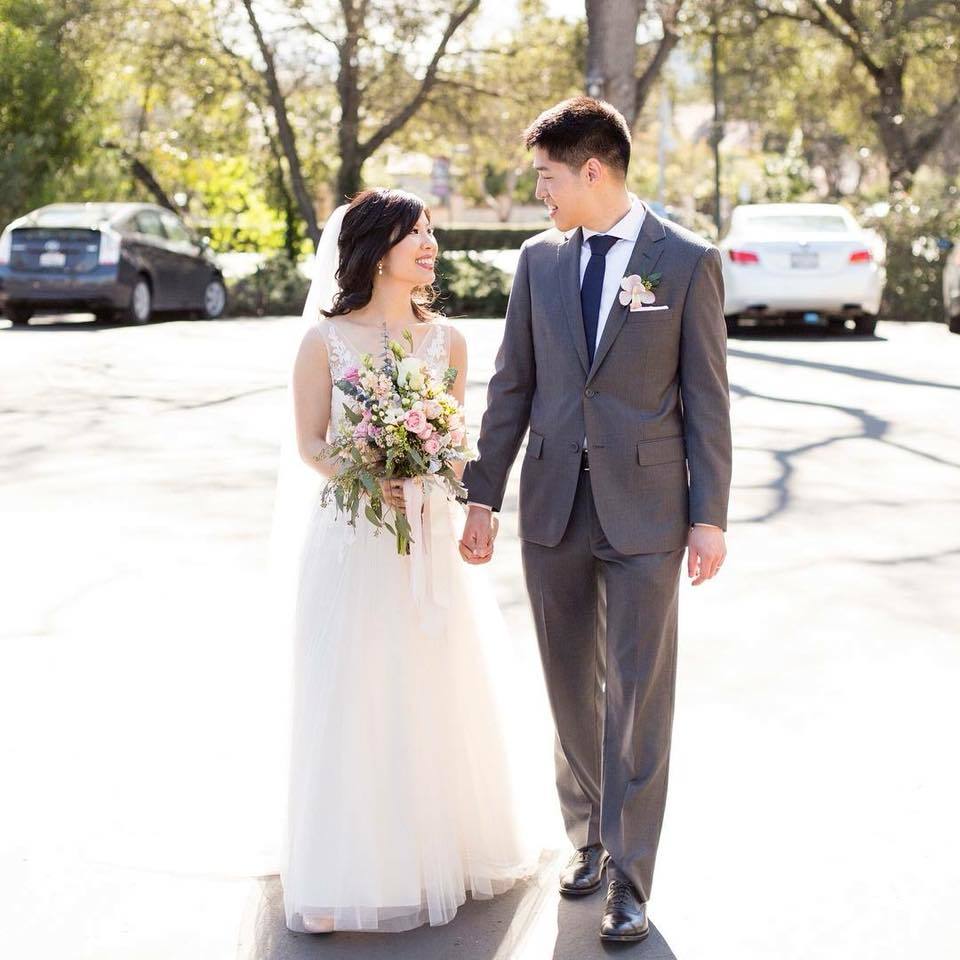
[240,0,320,247]
[335,1,364,203]
[333,0,479,202]
[871,62,914,192]
[585,0,642,126]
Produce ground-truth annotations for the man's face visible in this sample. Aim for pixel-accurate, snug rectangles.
[532,146,590,232]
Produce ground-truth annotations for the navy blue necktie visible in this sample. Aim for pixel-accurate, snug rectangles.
[580,234,619,366]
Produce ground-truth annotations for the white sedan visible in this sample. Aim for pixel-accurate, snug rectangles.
[719,203,886,335]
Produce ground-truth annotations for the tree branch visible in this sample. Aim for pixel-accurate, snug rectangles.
[101,141,178,212]
[358,0,480,160]
[635,25,682,117]
[240,0,320,245]
[757,1,884,79]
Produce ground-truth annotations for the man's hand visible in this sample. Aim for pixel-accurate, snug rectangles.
[687,525,726,585]
[459,506,498,564]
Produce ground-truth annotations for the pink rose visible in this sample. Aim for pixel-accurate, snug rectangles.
[343,365,360,384]
[417,423,434,440]
[424,435,441,455]
[404,409,426,434]
[450,428,465,446]
[353,422,369,440]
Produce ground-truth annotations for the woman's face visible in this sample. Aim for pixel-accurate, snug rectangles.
[381,211,438,287]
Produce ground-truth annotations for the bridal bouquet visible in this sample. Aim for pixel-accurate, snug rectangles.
[321,330,472,554]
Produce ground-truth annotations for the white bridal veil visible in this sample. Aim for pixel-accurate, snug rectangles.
[266,203,349,645]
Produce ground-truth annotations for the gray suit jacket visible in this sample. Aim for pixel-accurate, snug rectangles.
[463,204,732,556]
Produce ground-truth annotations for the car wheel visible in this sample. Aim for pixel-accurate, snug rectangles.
[725,316,739,336]
[949,312,960,335]
[6,305,33,326]
[124,276,152,325]
[854,314,877,335]
[201,277,227,319]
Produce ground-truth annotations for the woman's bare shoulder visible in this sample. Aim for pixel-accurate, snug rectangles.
[443,321,467,353]
[295,322,331,371]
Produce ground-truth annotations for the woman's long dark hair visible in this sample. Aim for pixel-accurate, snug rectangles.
[322,188,438,322]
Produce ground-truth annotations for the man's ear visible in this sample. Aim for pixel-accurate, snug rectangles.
[582,157,603,185]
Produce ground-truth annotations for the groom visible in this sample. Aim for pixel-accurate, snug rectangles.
[460,97,731,942]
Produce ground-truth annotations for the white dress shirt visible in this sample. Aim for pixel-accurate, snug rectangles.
[578,194,646,351]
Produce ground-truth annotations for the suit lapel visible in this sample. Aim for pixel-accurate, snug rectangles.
[557,228,590,376]
[586,207,667,385]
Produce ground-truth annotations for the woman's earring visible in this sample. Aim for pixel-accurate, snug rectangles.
[377,261,383,276]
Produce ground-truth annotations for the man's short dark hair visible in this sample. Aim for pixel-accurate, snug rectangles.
[523,97,631,176]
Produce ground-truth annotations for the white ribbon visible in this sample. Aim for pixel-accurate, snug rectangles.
[402,478,452,633]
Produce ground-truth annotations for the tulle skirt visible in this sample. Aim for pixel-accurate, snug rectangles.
[279,483,561,933]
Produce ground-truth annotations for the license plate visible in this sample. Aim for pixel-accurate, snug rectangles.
[791,251,819,269]
[39,251,66,267]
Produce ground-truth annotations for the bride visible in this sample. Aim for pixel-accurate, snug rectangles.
[271,187,560,934]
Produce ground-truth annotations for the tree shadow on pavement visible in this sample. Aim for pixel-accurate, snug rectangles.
[728,374,960,527]
[728,346,960,392]
[240,871,676,960]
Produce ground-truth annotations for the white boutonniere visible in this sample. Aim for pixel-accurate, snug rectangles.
[619,272,663,311]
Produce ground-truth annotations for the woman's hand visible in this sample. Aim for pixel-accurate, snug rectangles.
[379,477,406,512]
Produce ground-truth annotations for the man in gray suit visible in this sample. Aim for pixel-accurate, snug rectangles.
[460,97,731,943]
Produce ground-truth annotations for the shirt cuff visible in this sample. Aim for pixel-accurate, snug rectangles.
[466,502,493,512]
[692,522,722,529]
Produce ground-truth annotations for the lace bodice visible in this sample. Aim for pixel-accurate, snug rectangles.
[325,321,450,435]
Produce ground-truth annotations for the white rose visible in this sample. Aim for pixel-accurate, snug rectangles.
[397,356,423,385]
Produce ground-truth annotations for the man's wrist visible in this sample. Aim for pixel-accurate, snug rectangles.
[467,502,493,512]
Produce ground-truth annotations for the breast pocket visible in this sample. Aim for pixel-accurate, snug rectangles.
[624,307,678,326]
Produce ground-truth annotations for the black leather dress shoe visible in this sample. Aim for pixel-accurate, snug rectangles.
[559,844,609,896]
[599,879,649,942]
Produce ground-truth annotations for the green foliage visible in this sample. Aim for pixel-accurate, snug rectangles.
[434,225,541,251]
[859,176,960,322]
[402,0,584,221]
[225,255,310,317]
[755,129,816,203]
[0,0,94,226]
[435,252,511,318]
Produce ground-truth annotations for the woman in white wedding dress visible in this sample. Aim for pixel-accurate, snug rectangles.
[272,188,560,934]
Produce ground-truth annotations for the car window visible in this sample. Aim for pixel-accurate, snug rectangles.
[159,212,192,244]
[135,211,166,238]
[747,214,850,233]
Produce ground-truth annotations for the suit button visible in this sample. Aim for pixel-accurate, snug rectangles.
[585,388,597,398]
[569,441,579,451]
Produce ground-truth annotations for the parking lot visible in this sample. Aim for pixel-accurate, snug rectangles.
[1,313,959,959]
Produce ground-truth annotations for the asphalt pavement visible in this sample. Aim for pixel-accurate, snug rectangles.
[1,313,959,959]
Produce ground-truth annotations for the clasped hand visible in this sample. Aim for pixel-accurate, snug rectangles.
[459,506,498,564]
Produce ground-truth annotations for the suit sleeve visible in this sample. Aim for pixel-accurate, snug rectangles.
[461,244,536,512]
[679,246,732,530]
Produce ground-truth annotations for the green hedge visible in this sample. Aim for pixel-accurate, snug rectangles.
[434,225,542,251]
[434,252,511,318]
[225,250,512,319]
[226,255,310,317]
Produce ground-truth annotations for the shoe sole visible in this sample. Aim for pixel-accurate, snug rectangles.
[558,856,609,897]
[599,928,650,943]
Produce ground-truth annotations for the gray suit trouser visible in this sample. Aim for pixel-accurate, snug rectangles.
[521,464,684,902]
